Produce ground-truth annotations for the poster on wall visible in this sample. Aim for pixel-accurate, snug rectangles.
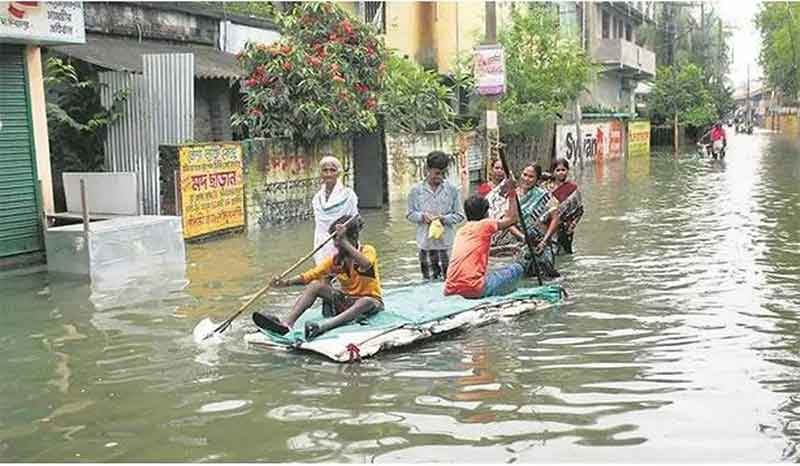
[608,120,624,160]
[473,45,505,96]
[627,120,651,158]
[556,122,611,167]
[179,143,245,240]
[0,2,85,44]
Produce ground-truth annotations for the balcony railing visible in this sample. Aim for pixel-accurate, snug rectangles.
[591,38,655,78]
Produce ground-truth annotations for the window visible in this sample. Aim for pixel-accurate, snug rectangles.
[602,9,610,39]
[364,2,385,34]
[625,23,632,42]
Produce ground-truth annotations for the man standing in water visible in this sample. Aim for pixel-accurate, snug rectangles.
[407,151,465,280]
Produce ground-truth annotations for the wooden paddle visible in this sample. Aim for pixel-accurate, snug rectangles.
[200,214,361,340]
[498,149,544,286]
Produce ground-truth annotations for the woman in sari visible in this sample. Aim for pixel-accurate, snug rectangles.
[507,164,561,278]
[312,156,359,264]
[549,158,584,255]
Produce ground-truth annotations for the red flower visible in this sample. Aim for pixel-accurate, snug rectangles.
[244,78,258,87]
[332,75,345,83]
[250,107,262,116]
[340,20,353,36]
[354,83,368,93]
[365,98,377,110]
[309,56,322,68]
[282,61,293,72]
[281,45,292,55]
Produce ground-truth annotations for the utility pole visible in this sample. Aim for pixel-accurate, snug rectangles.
[746,64,752,133]
[484,2,500,183]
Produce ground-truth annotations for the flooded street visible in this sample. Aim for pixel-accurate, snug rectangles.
[2,131,799,462]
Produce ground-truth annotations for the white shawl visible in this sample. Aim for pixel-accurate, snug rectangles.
[312,181,359,264]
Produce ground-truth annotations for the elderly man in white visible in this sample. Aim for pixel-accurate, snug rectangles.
[311,156,359,264]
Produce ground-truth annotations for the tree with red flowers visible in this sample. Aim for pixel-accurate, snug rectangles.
[232,2,387,143]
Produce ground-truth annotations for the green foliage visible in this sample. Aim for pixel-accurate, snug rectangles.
[649,62,716,127]
[496,5,595,136]
[232,2,387,143]
[44,57,128,172]
[756,2,800,99]
[379,53,456,134]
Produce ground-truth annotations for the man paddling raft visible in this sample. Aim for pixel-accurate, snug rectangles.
[253,215,384,340]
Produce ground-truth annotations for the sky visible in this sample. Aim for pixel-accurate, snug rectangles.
[716,0,763,90]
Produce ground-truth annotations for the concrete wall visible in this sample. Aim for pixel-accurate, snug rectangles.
[385,129,479,202]
[385,2,426,64]
[194,79,233,142]
[83,2,219,46]
[242,138,354,229]
[219,21,280,54]
[26,46,54,214]
[582,73,633,110]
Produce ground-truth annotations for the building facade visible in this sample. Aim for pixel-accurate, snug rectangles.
[577,1,656,112]
[0,2,85,262]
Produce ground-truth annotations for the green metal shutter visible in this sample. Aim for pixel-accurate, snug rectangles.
[0,44,43,257]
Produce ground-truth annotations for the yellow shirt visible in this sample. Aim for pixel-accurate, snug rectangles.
[300,244,383,299]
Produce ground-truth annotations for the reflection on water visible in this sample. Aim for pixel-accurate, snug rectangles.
[0,131,799,461]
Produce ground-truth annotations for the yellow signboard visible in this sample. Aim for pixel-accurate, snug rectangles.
[628,120,651,158]
[179,143,245,239]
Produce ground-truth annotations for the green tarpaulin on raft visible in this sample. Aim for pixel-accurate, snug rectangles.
[257,282,565,346]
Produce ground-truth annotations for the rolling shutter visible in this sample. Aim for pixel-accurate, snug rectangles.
[0,44,43,257]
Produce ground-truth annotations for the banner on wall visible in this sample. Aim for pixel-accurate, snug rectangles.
[0,2,85,44]
[556,121,613,166]
[179,143,245,239]
[473,45,505,96]
[628,120,651,158]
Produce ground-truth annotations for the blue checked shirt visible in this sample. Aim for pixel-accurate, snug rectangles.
[406,180,465,251]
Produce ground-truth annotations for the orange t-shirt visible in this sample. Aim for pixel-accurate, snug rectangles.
[444,219,499,298]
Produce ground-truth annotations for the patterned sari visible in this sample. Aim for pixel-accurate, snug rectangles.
[515,186,560,278]
[550,181,584,255]
[486,184,517,255]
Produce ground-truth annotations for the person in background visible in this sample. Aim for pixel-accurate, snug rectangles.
[476,159,506,197]
[406,151,465,280]
[485,161,523,255]
[710,122,727,157]
[549,158,584,255]
[311,156,359,264]
[253,215,382,340]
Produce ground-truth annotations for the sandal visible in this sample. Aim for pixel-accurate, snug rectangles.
[252,312,290,335]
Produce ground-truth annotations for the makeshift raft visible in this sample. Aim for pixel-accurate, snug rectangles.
[244,282,565,362]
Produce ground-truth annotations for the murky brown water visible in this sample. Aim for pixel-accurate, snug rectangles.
[1,131,799,462]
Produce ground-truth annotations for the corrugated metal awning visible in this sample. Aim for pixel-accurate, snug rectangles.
[49,33,241,79]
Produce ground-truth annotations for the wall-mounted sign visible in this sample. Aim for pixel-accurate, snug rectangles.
[0,2,85,45]
[179,143,245,239]
[628,120,651,158]
[474,45,505,96]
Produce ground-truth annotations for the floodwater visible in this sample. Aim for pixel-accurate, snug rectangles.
[1,130,799,462]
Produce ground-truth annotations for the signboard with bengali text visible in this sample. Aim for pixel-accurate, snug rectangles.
[628,120,651,158]
[474,45,505,96]
[0,2,84,44]
[179,143,245,239]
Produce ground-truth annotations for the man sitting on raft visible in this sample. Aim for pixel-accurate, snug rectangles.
[253,215,383,340]
[445,180,531,299]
